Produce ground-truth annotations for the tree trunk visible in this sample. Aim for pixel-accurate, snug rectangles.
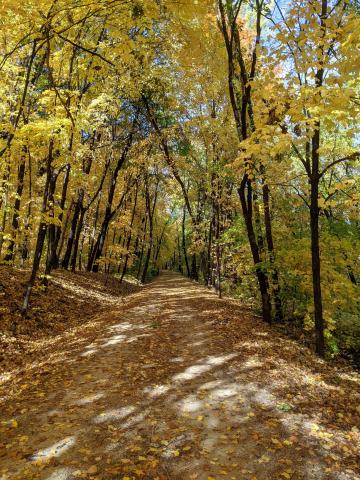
[176,228,183,273]
[4,147,27,262]
[57,200,73,265]
[238,179,272,324]
[42,168,58,285]
[311,137,325,357]
[262,182,283,322]
[62,188,83,269]
[20,140,53,317]
[191,254,198,281]
[182,205,190,277]
[309,0,327,357]
[90,134,134,272]
[141,175,158,283]
[120,185,138,282]
[71,207,85,272]
[206,216,214,286]
[215,203,222,298]
[21,152,33,267]
[50,163,70,269]
[141,244,152,284]
[87,193,101,271]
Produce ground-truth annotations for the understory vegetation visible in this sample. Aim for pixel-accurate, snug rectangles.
[0,0,359,361]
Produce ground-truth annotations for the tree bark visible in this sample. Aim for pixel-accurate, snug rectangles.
[50,163,70,270]
[71,207,85,272]
[182,205,190,277]
[120,184,138,282]
[20,140,54,317]
[62,188,84,269]
[309,0,327,357]
[262,181,283,322]
[238,179,272,324]
[4,147,27,262]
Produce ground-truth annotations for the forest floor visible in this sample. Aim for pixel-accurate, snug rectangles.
[0,271,359,480]
[0,266,141,374]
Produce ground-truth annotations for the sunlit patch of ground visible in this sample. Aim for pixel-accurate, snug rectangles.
[0,272,359,480]
[0,267,141,382]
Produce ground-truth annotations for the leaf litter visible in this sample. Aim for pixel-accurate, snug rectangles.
[0,271,359,479]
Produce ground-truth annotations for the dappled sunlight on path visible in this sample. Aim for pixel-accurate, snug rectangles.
[0,272,359,480]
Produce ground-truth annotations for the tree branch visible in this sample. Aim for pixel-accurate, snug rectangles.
[320,151,360,178]
[55,31,115,66]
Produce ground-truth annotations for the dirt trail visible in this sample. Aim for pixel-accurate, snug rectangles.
[1,272,359,480]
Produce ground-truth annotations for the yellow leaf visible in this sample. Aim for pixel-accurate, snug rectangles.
[280,472,292,479]
[197,415,204,422]
[79,448,91,455]
[131,445,141,451]
[11,420,18,428]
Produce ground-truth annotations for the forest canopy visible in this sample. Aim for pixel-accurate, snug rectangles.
[0,0,359,360]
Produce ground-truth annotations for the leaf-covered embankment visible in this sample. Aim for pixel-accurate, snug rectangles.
[0,266,141,375]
